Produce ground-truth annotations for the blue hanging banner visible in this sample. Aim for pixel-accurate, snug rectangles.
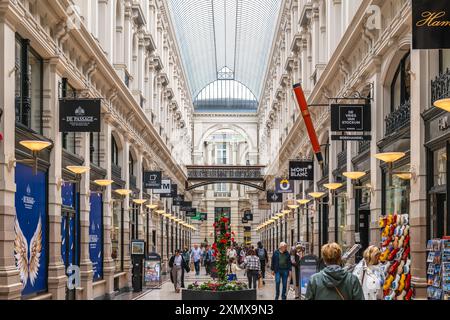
[14,163,48,296]
[89,192,103,281]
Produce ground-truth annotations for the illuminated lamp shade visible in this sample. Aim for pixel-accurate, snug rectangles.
[114,189,132,196]
[343,171,366,180]
[66,166,90,175]
[94,180,114,187]
[133,199,147,205]
[324,183,343,191]
[309,192,325,199]
[19,140,52,152]
[154,209,165,214]
[282,209,291,214]
[297,199,311,205]
[276,213,284,218]
[395,173,413,181]
[147,203,159,210]
[434,98,450,112]
[374,152,405,163]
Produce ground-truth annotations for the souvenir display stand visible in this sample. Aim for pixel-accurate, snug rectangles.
[379,214,413,300]
[426,238,450,300]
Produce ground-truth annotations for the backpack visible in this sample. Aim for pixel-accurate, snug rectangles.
[257,248,266,260]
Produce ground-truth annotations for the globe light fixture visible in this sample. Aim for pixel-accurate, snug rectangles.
[434,98,450,112]
[343,171,366,180]
[374,152,406,163]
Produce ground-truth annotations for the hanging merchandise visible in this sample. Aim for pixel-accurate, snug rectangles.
[378,213,414,300]
[426,238,450,300]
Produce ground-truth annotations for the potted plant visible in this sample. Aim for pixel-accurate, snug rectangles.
[182,215,257,300]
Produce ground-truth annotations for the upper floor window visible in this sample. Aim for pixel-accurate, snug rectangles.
[439,49,450,73]
[390,52,411,112]
[112,137,119,166]
[15,35,43,134]
[62,79,77,154]
[129,152,135,176]
[216,143,227,165]
[90,132,101,166]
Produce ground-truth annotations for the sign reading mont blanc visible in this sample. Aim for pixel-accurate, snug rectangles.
[289,161,314,181]
[275,179,294,194]
[267,191,283,203]
[154,179,171,194]
[331,104,371,132]
[413,0,450,49]
[59,99,101,132]
[143,171,162,189]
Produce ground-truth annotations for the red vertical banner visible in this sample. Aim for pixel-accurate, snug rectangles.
[292,83,323,164]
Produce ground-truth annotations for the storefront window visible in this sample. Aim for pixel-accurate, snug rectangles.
[390,52,411,112]
[112,202,122,271]
[385,165,411,215]
[336,195,347,249]
[434,147,447,186]
[440,49,450,72]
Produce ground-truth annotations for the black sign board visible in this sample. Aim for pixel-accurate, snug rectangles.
[244,211,253,221]
[289,161,314,181]
[173,194,185,206]
[331,104,371,132]
[200,212,207,221]
[143,171,162,189]
[275,178,294,193]
[331,135,372,141]
[159,184,176,198]
[185,208,197,218]
[267,192,283,203]
[180,201,193,211]
[413,0,450,49]
[59,99,101,132]
[242,217,248,224]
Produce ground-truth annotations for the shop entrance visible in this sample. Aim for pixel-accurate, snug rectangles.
[431,192,447,238]
[356,209,370,262]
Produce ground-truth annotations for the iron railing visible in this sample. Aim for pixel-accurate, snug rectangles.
[337,151,347,169]
[385,100,411,136]
[431,68,450,105]
[187,166,264,181]
[358,140,370,153]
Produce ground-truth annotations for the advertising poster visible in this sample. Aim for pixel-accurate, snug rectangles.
[144,260,161,285]
[61,182,76,268]
[299,265,317,295]
[14,163,48,296]
[89,192,103,281]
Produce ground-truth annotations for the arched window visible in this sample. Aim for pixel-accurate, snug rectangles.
[390,52,411,111]
[129,152,135,176]
[111,136,119,166]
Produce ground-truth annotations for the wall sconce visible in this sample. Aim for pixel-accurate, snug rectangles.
[94,179,114,187]
[434,98,450,112]
[114,189,132,197]
[343,171,374,193]
[8,140,52,174]
[297,199,311,205]
[374,152,416,182]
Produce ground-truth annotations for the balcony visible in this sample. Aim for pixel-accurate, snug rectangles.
[431,68,450,106]
[358,140,370,154]
[385,100,411,136]
[214,192,232,198]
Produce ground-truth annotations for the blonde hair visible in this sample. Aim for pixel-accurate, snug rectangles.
[363,245,381,265]
[321,243,342,266]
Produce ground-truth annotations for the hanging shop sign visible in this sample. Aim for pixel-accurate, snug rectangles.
[275,178,294,193]
[331,135,372,141]
[159,184,177,198]
[267,191,283,203]
[180,201,193,212]
[89,192,103,281]
[331,104,371,132]
[185,208,197,218]
[200,212,207,220]
[293,84,323,164]
[14,163,48,296]
[289,161,314,181]
[412,0,450,49]
[143,171,162,189]
[244,211,253,221]
[59,99,101,132]
[173,194,185,206]
[154,179,171,194]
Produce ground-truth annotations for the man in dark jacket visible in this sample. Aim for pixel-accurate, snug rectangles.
[271,242,292,300]
[256,241,269,285]
[305,243,364,300]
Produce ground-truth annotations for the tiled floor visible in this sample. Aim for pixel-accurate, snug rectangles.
[136,270,299,301]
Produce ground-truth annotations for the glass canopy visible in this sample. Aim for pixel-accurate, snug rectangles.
[167,0,282,111]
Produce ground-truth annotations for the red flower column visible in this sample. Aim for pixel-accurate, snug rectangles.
[213,216,231,282]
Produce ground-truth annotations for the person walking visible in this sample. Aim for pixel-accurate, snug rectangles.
[291,244,303,299]
[256,241,269,285]
[181,247,191,288]
[190,244,202,276]
[241,249,261,290]
[169,249,189,293]
[227,245,237,260]
[352,245,384,300]
[227,257,240,281]
[271,242,292,300]
[305,243,364,300]
[204,244,212,275]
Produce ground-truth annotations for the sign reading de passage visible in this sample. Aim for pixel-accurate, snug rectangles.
[413,0,450,49]
[331,104,371,132]
[289,161,314,181]
[59,99,101,132]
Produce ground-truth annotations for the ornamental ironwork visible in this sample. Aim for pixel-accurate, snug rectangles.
[385,100,411,136]
[187,166,264,181]
[431,68,450,105]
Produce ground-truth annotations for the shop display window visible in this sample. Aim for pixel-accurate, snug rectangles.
[434,148,447,187]
[112,202,122,271]
[385,164,411,215]
[440,49,450,73]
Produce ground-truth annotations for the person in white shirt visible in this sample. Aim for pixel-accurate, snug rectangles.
[169,249,187,293]
[190,244,202,276]
[227,246,237,260]
[353,245,385,300]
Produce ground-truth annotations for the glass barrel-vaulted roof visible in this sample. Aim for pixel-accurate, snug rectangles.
[167,0,282,111]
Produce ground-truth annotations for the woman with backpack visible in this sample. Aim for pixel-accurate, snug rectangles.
[256,242,268,285]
